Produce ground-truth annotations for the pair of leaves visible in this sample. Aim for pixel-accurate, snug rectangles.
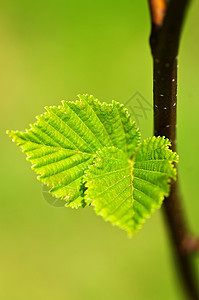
[7,94,178,235]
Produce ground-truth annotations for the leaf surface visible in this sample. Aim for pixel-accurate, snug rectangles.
[84,137,178,234]
[7,94,140,208]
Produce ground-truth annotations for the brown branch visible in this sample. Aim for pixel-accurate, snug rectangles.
[148,0,199,299]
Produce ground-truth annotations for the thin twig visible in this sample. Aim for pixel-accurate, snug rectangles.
[148,0,199,299]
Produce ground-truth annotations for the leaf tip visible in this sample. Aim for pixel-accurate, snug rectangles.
[6,130,18,142]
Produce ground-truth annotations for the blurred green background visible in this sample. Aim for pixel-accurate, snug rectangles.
[1,1,199,299]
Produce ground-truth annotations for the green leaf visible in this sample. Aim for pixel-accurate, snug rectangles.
[7,94,140,208]
[7,94,178,235]
[84,137,178,235]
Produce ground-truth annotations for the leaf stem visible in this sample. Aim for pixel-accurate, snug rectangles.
[148,0,199,299]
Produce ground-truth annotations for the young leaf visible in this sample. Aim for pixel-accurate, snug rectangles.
[7,94,140,208]
[7,94,178,235]
[84,137,178,235]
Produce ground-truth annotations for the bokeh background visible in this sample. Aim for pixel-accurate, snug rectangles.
[1,1,199,299]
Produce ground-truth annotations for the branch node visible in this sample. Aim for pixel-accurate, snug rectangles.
[182,235,199,255]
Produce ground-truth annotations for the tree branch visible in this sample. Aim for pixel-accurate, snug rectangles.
[148,0,199,299]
